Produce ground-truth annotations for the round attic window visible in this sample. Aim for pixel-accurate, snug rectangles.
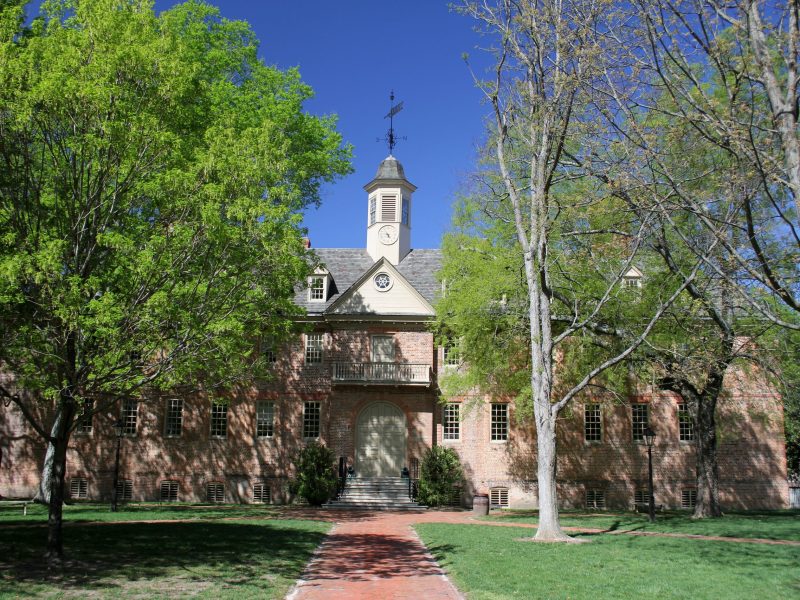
[374,272,393,292]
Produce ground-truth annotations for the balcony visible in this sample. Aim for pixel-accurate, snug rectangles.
[332,362,431,386]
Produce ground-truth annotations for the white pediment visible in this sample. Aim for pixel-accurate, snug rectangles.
[327,260,434,316]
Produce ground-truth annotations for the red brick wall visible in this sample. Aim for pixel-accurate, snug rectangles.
[0,331,789,510]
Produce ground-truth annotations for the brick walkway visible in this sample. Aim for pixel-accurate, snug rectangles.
[286,510,466,600]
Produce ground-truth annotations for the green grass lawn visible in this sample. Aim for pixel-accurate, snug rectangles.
[0,502,287,524]
[0,505,329,599]
[481,509,800,541]
[416,522,800,600]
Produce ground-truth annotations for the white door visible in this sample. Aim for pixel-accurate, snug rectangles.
[356,402,406,477]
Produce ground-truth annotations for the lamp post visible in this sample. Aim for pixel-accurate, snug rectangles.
[111,418,124,512]
[644,426,656,523]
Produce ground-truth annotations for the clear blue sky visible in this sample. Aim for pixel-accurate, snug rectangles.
[149,0,491,250]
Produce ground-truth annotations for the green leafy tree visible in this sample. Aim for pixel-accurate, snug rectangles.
[291,441,338,506]
[417,446,463,507]
[0,0,350,562]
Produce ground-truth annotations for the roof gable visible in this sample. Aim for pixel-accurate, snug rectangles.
[326,258,435,316]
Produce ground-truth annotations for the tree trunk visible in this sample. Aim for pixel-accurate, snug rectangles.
[45,396,75,565]
[533,412,573,541]
[34,439,57,505]
[693,376,722,518]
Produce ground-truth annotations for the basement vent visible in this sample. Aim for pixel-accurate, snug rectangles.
[69,477,88,499]
[160,480,179,502]
[253,483,271,504]
[381,195,397,221]
[634,489,650,504]
[681,488,697,509]
[586,489,606,509]
[207,482,225,503]
[490,487,509,508]
[116,479,133,501]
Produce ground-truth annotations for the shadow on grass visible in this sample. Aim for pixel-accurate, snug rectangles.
[0,519,327,591]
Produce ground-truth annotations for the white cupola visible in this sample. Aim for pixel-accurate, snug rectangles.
[364,155,415,264]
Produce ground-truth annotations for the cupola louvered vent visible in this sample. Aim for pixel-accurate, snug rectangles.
[381,195,397,221]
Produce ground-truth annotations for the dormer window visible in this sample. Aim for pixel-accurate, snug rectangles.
[308,275,327,301]
[622,267,643,289]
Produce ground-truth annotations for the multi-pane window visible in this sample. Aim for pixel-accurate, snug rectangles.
[303,401,321,439]
[443,340,461,367]
[76,400,94,434]
[116,479,133,501]
[682,488,697,509]
[260,337,277,364]
[369,196,377,225]
[584,404,602,442]
[210,402,228,438]
[253,483,271,503]
[586,489,606,509]
[309,276,325,301]
[401,197,409,225]
[634,489,650,504]
[443,403,460,441]
[69,477,88,499]
[256,401,275,438]
[623,276,642,289]
[165,399,183,437]
[678,402,695,441]
[631,403,649,442]
[491,404,508,441]
[305,333,323,364]
[122,399,138,435]
[160,480,179,502]
[490,487,509,508]
[207,482,225,503]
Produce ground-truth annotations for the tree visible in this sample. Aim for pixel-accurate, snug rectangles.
[628,0,800,328]
[452,0,703,541]
[417,446,464,507]
[291,441,338,506]
[0,0,350,562]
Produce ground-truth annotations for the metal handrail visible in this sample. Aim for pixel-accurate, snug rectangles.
[332,362,431,384]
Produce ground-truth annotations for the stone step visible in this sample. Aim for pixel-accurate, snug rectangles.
[323,502,427,511]
[323,476,424,511]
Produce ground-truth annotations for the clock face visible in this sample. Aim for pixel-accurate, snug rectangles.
[378,224,398,245]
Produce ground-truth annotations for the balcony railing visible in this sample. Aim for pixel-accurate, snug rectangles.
[332,362,431,385]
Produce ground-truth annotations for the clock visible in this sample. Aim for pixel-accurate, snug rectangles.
[378,224,398,245]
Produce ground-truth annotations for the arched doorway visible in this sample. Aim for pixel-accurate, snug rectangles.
[355,402,406,477]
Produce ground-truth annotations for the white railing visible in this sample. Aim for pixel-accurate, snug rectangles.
[332,362,431,385]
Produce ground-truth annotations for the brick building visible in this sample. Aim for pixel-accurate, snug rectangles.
[0,155,790,510]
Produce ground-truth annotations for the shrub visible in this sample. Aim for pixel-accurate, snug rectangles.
[292,441,338,506]
[418,446,463,507]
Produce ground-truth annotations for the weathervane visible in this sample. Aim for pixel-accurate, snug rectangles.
[379,90,406,155]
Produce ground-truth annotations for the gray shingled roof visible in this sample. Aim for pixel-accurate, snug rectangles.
[295,248,442,315]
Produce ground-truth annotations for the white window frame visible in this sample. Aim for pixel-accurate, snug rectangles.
[256,400,275,438]
[401,197,410,225]
[584,403,602,443]
[210,402,228,438]
[369,196,377,226]
[678,402,695,442]
[165,398,183,437]
[443,403,460,441]
[631,403,649,442]
[308,275,327,302]
[303,401,321,439]
[305,333,324,364]
[490,403,508,442]
[122,399,138,436]
[443,340,461,367]
[75,400,94,435]
[371,335,395,363]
